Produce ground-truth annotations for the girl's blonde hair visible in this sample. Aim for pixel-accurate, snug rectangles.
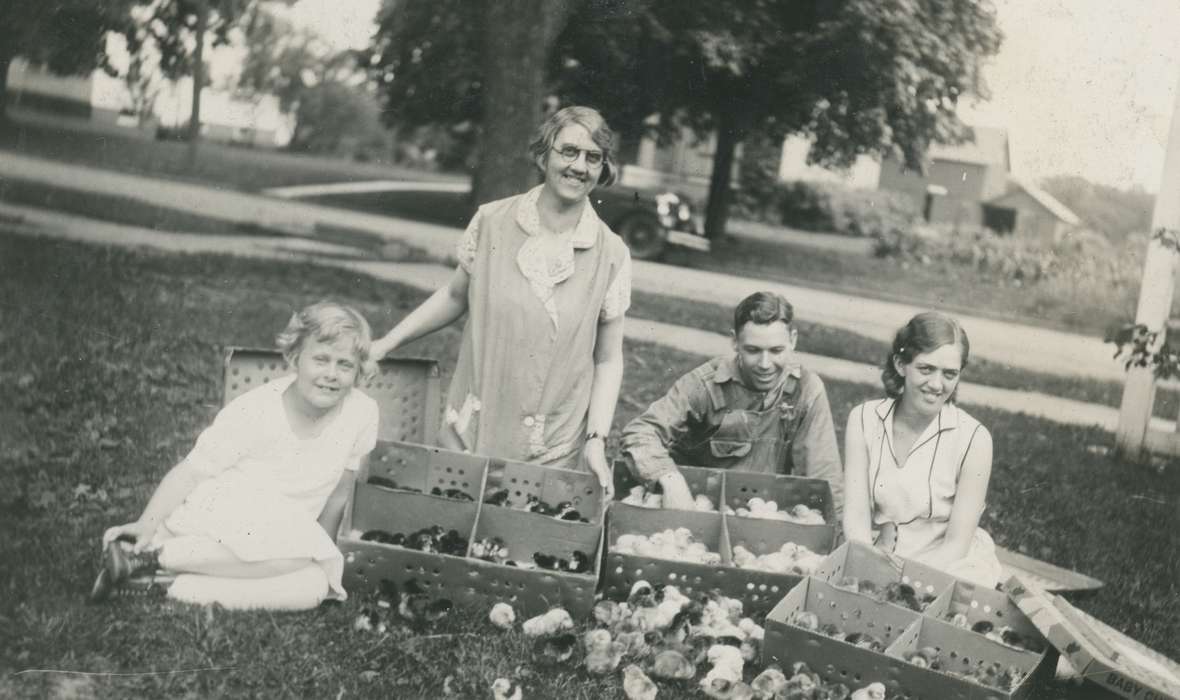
[276,301,377,381]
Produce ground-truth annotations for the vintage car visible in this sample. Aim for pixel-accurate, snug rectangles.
[278,180,710,261]
[590,185,710,260]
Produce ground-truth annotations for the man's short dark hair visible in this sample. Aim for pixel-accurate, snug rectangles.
[733,292,794,334]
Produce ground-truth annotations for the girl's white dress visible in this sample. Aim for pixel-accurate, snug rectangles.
[849,398,1003,587]
[164,374,378,600]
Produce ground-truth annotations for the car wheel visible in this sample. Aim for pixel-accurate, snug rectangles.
[616,213,667,261]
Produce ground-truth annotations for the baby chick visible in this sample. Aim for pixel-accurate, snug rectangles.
[749,666,787,699]
[522,608,573,637]
[535,632,578,664]
[849,682,886,700]
[649,649,696,680]
[489,602,515,630]
[584,629,627,675]
[786,610,819,631]
[491,677,523,700]
[622,664,659,700]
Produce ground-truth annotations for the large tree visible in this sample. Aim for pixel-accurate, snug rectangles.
[370,0,579,205]
[0,1,139,124]
[370,0,1001,236]
[554,0,1004,237]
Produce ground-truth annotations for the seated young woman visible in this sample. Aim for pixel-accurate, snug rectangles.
[842,311,1003,587]
[89,301,379,609]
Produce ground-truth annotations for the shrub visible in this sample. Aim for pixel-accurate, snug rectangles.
[873,223,1144,290]
[736,178,919,238]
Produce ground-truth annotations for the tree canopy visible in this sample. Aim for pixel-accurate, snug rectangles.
[372,0,1003,234]
[0,0,139,121]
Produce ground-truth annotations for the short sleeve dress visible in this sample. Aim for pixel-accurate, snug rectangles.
[447,185,632,470]
[849,398,1003,587]
[163,375,379,600]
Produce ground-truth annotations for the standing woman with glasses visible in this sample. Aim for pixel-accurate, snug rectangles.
[371,106,631,496]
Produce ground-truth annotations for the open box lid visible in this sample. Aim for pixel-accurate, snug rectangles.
[223,347,441,444]
[996,545,1104,593]
[1006,574,1180,700]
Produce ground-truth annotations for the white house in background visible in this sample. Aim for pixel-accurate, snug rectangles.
[777,134,881,189]
[5,58,294,149]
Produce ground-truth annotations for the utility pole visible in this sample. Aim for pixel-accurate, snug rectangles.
[1116,71,1180,458]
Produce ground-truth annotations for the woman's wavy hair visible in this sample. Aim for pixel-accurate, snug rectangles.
[881,311,970,400]
[275,301,377,382]
[527,105,618,187]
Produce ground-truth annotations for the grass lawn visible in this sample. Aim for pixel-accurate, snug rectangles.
[0,113,465,193]
[8,173,1163,419]
[0,113,1151,339]
[2,234,1177,698]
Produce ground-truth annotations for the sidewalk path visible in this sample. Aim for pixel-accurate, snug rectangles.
[4,201,1162,435]
[0,150,1126,382]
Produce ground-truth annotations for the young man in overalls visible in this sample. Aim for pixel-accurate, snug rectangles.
[621,291,843,515]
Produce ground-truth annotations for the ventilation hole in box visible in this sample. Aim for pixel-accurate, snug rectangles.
[445,467,452,473]
[751,595,760,602]
[510,595,518,602]
[615,567,623,575]
[759,584,767,592]
[404,565,414,572]
[983,605,992,613]
[949,651,958,659]
[839,670,848,678]
[901,575,911,584]
[232,368,240,376]
[771,586,780,594]
[853,675,862,683]
[433,568,440,576]
[996,610,1004,618]
[970,601,978,609]
[635,569,643,577]
[244,377,252,383]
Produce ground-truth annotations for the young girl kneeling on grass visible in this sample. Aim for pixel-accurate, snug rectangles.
[89,301,379,610]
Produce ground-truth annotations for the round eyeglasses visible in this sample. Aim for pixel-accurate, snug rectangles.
[552,145,604,167]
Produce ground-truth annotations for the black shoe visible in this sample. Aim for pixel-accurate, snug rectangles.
[87,540,161,604]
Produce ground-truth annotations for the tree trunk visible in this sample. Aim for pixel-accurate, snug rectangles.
[472,0,578,207]
[186,0,208,167]
[0,49,14,128]
[703,110,746,239]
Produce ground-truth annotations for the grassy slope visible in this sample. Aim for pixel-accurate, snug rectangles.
[1,235,1176,698]
[0,115,1147,337]
[4,173,1167,418]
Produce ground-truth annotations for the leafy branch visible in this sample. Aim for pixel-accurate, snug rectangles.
[1153,226,1180,253]
[1106,323,1180,380]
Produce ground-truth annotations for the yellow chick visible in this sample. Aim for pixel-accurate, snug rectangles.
[623,664,659,700]
[850,681,886,700]
[491,677,522,700]
[488,602,515,630]
[750,667,787,699]
[522,608,573,637]
[650,649,696,680]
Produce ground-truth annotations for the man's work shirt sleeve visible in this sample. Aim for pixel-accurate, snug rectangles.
[621,371,711,482]
[792,375,844,518]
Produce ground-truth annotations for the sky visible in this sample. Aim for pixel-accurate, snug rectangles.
[283,0,1180,192]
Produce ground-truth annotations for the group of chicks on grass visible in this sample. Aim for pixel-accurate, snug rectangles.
[620,489,827,527]
[612,527,825,577]
[484,581,891,700]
